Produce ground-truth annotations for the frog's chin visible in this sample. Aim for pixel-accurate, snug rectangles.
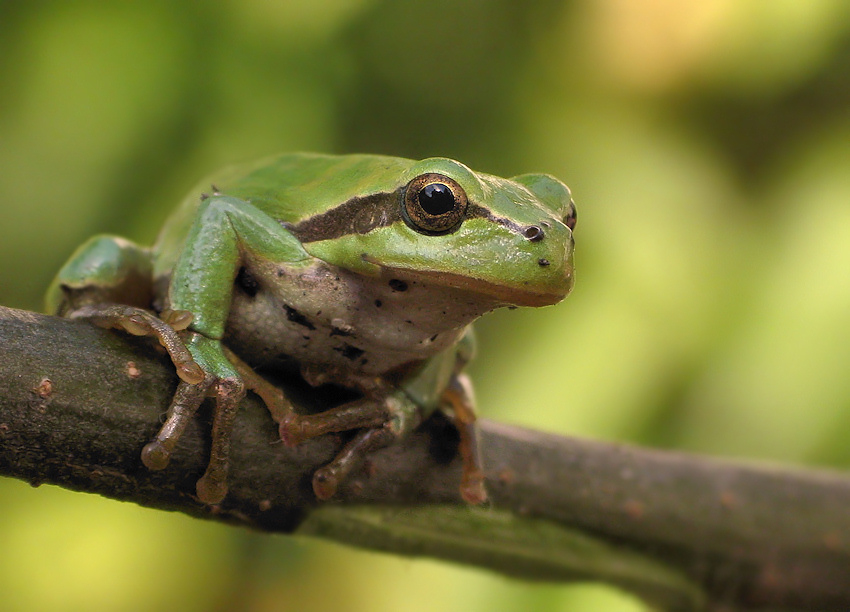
[390,267,572,308]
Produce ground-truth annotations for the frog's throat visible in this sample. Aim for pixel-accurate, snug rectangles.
[369,263,573,308]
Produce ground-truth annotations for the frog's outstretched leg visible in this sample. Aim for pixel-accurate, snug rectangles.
[161,194,313,503]
[441,373,488,505]
[279,335,484,501]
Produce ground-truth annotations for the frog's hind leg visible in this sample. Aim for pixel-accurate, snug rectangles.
[50,235,204,384]
[441,373,487,505]
[48,235,154,315]
[221,346,294,423]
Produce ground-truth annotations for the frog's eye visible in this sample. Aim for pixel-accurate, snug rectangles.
[563,200,577,231]
[403,173,468,235]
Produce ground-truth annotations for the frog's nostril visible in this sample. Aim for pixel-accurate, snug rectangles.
[522,225,545,242]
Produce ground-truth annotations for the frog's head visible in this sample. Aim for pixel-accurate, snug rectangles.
[295,157,576,308]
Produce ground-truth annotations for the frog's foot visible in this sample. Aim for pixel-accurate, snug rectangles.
[441,374,488,505]
[69,304,204,384]
[140,367,246,505]
[278,396,417,500]
[134,333,248,505]
[70,303,244,504]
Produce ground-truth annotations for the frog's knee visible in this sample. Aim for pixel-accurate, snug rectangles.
[48,235,153,314]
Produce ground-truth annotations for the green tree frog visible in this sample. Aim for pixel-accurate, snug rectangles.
[47,153,576,505]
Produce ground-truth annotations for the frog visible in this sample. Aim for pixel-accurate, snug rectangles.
[47,153,577,506]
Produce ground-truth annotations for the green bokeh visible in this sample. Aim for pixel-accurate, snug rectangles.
[2,1,850,610]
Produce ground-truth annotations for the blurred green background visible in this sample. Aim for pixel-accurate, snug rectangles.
[2,1,850,610]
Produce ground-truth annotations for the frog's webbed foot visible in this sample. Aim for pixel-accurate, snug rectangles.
[69,304,204,384]
[278,394,418,500]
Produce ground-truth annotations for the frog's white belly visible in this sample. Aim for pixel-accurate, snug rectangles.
[223,259,496,379]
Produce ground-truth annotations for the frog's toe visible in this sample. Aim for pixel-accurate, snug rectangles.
[312,467,340,500]
[460,471,488,506]
[174,358,205,384]
[69,303,204,385]
[141,439,171,470]
[312,427,396,499]
[159,308,194,331]
[140,378,211,493]
[196,471,228,505]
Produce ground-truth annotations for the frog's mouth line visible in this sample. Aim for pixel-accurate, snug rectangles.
[374,264,573,308]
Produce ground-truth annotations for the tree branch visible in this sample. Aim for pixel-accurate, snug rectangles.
[2,305,849,611]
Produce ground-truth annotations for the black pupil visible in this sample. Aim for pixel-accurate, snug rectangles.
[418,183,455,216]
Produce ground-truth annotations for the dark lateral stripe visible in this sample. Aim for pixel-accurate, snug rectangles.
[467,203,524,235]
[289,192,524,243]
[289,191,402,243]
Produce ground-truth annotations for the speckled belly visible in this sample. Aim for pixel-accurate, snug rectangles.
[221,259,482,381]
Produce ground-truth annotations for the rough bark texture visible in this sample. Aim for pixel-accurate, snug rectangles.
[1,306,849,611]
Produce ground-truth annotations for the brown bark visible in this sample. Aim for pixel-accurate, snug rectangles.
[1,306,848,611]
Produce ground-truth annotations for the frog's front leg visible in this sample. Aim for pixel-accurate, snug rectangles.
[140,333,245,504]
[152,194,311,503]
